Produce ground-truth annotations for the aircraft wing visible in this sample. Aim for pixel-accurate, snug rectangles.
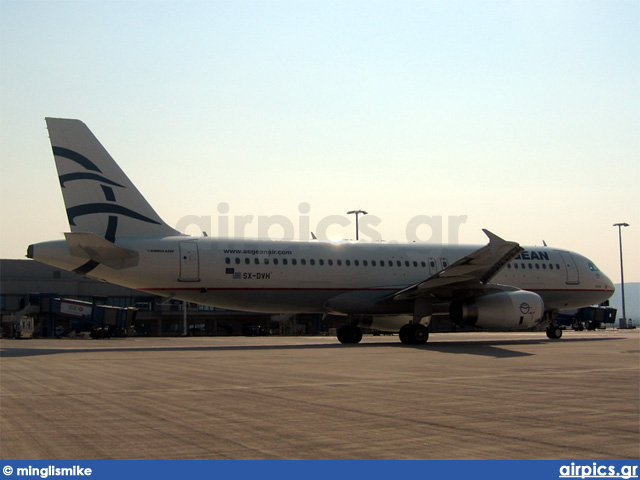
[390,229,523,302]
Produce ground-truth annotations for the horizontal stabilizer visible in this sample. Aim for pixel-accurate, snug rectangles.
[65,232,139,269]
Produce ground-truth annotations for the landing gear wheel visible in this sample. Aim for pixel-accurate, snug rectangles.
[399,324,429,345]
[337,325,363,344]
[546,326,563,340]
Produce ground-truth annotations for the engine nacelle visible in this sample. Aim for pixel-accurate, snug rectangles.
[449,291,544,330]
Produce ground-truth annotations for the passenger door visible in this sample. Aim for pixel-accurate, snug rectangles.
[558,251,579,285]
[179,242,200,282]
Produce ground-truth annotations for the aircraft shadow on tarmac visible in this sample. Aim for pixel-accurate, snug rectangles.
[0,335,623,359]
[410,336,625,358]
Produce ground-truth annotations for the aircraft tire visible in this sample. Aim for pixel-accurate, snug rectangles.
[546,327,563,340]
[399,324,412,344]
[337,325,363,344]
[399,324,429,345]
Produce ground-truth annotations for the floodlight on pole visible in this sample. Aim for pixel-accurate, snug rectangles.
[347,210,368,241]
[613,222,629,328]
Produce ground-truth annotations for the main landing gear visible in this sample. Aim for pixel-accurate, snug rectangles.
[337,323,430,345]
[399,324,429,345]
[337,325,363,344]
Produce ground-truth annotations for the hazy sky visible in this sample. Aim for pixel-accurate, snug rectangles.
[1,0,638,282]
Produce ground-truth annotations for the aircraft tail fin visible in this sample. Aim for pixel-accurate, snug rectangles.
[46,118,180,240]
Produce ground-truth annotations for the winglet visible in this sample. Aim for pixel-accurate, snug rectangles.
[482,229,506,246]
[479,229,523,283]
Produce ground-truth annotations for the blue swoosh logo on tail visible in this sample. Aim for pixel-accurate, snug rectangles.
[52,147,102,172]
[67,203,161,226]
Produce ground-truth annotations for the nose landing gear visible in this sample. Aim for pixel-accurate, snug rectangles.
[546,326,563,339]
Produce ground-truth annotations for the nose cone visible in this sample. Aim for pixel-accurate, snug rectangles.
[593,268,616,305]
[602,271,616,296]
[603,271,615,290]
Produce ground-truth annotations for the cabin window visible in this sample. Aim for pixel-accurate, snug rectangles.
[225,257,230,264]
[514,264,518,269]
[421,261,426,267]
[292,259,297,265]
[254,258,259,265]
[556,264,561,269]
[542,264,546,269]
[549,264,553,269]
[397,261,402,267]
[363,260,368,266]
[264,258,269,265]
[346,260,351,266]
[413,261,418,267]
[319,259,324,266]
[283,259,288,265]
[245,258,250,265]
[528,264,533,269]
[301,259,306,265]
[354,260,360,266]
[235,258,240,265]
[337,259,342,266]
[405,261,410,267]
[372,260,376,266]
[328,259,333,266]
[310,259,315,266]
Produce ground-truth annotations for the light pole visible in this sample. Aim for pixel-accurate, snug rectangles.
[613,222,629,328]
[347,210,368,241]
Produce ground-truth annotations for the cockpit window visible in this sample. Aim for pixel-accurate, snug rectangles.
[588,262,600,272]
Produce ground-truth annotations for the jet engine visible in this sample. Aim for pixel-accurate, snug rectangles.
[449,290,544,330]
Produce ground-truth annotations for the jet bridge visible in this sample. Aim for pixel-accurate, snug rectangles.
[8,295,138,338]
[555,306,617,331]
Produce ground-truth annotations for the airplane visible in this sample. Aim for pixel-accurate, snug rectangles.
[27,118,616,344]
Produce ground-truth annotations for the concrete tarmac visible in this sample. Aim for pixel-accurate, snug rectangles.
[1,330,638,460]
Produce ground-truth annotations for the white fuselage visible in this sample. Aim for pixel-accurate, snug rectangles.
[31,236,615,317]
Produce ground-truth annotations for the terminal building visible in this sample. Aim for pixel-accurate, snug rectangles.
[0,259,330,338]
